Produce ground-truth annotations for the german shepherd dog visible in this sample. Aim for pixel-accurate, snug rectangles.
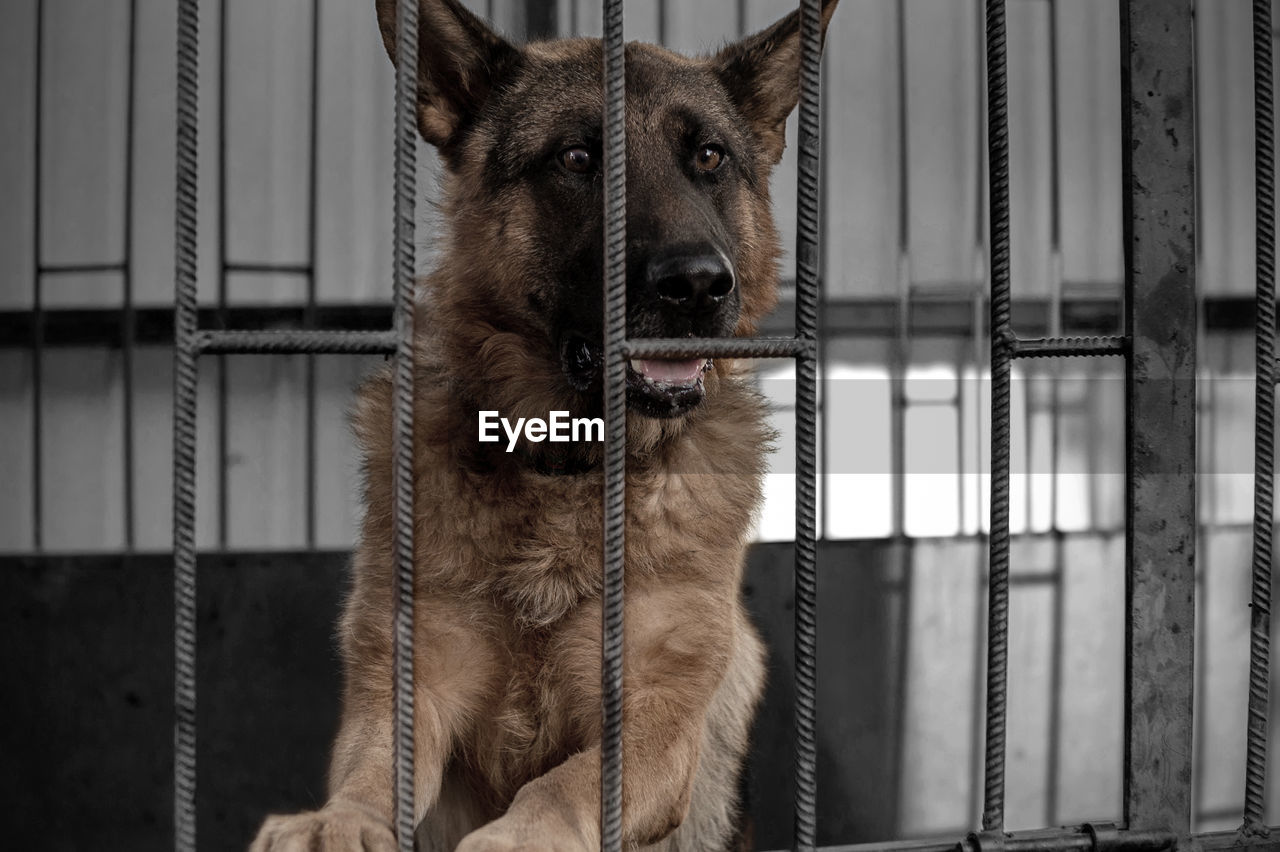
[252,1,837,849]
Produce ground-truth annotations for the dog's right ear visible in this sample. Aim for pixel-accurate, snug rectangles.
[375,0,519,150]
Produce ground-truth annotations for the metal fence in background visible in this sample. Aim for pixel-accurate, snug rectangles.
[170,0,419,846]
[162,1,1277,852]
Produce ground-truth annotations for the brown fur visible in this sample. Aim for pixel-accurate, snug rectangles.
[251,2,838,849]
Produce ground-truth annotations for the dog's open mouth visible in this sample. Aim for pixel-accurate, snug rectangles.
[626,357,711,418]
[561,335,712,418]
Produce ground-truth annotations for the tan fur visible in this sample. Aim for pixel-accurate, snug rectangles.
[251,2,838,849]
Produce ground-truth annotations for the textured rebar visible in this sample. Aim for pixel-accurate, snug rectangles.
[1009,335,1126,359]
[794,1,822,849]
[173,0,200,848]
[983,0,1012,834]
[1243,0,1276,835]
[389,0,418,849]
[600,0,627,847]
[624,337,813,359]
[196,329,398,355]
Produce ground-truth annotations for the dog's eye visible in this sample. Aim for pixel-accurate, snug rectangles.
[694,145,725,172]
[559,146,595,174]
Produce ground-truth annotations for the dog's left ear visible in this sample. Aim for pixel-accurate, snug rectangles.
[375,0,519,150]
[711,0,839,164]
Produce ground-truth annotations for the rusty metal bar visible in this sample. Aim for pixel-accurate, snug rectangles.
[1119,0,1196,837]
[1009,336,1126,359]
[624,337,814,359]
[388,0,419,848]
[982,0,1013,831]
[1240,0,1277,839]
[794,0,823,845]
[197,329,397,355]
[599,0,627,845]
[173,0,201,846]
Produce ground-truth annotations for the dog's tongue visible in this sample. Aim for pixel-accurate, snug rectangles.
[631,358,706,384]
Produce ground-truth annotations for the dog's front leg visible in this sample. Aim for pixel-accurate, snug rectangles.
[251,588,496,851]
[458,584,734,852]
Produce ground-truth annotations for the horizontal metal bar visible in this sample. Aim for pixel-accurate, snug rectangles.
[5,296,1269,350]
[38,262,128,276]
[763,826,1180,852]
[624,337,814,359]
[1009,335,1127,358]
[196,329,396,354]
[0,305,397,348]
[1197,829,1280,850]
[224,262,313,276]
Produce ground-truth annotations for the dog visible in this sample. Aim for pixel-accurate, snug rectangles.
[251,0,838,848]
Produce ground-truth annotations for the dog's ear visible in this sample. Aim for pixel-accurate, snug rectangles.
[711,0,839,164]
[375,0,519,149]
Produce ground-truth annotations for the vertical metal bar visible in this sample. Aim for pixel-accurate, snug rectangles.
[389,0,418,847]
[1043,0,1063,824]
[890,5,913,829]
[173,0,202,846]
[1242,0,1275,836]
[982,0,1012,833]
[1119,0,1196,837]
[217,0,230,549]
[600,0,627,845]
[657,0,666,45]
[304,0,321,549]
[123,0,139,551]
[794,0,822,848]
[32,0,44,552]
[736,0,746,38]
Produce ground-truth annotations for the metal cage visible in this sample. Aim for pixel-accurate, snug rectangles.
[159,0,1277,850]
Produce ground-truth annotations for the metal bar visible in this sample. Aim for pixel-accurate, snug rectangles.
[123,0,138,552]
[623,337,813,359]
[1241,0,1276,837]
[982,0,1012,831]
[795,0,822,848]
[173,0,201,847]
[763,826,1180,852]
[223,262,314,276]
[197,330,398,355]
[1009,336,1126,359]
[38,261,128,275]
[304,0,321,550]
[217,0,230,550]
[15,295,1272,350]
[600,0,627,844]
[1119,0,1196,836]
[32,0,44,552]
[389,0,418,848]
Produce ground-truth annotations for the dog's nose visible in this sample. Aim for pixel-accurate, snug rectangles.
[647,249,735,312]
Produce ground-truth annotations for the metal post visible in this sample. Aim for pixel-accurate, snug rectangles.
[1119,0,1197,838]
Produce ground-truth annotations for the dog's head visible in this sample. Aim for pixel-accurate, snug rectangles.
[376,0,838,424]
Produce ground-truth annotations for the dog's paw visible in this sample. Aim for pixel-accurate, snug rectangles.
[248,803,396,852]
